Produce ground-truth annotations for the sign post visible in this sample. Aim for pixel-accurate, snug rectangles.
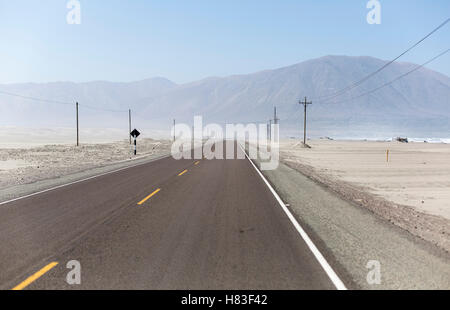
[130,129,141,156]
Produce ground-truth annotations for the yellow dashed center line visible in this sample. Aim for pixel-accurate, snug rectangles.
[194,161,200,165]
[12,262,59,290]
[137,188,161,205]
[178,169,188,176]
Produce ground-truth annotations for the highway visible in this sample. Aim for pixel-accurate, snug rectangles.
[0,142,343,290]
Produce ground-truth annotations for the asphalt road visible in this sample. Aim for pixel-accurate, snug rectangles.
[0,142,339,290]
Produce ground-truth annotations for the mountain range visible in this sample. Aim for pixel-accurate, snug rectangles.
[1,55,449,138]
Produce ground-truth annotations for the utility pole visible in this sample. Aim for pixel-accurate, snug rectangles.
[173,119,176,142]
[273,106,279,141]
[269,119,272,141]
[273,106,279,125]
[129,109,132,145]
[76,102,79,147]
[299,97,312,146]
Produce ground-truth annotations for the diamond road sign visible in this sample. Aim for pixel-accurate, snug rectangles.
[130,129,140,138]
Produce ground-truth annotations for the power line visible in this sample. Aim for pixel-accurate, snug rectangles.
[323,48,450,105]
[279,108,301,122]
[0,90,72,106]
[315,18,449,103]
[0,89,129,113]
[79,103,128,113]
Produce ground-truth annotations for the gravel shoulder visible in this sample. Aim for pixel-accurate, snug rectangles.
[248,143,450,289]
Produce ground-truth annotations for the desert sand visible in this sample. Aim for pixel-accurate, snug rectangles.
[280,139,450,220]
[0,127,170,149]
[0,137,171,190]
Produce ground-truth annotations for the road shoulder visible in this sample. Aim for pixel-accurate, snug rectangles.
[249,145,450,289]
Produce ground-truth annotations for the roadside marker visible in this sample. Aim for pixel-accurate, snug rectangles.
[130,129,141,156]
[178,169,188,176]
[239,143,347,290]
[12,262,59,290]
[137,188,161,205]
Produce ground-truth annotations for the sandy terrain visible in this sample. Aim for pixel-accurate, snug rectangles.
[256,158,450,289]
[0,127,170,149]
[0,138,171,190]
[278,139,450,251]
[280,140,450,219]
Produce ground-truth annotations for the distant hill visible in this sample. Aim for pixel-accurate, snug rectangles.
[1,56,449,138]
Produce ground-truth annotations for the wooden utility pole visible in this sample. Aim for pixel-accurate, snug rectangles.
[76,102,79,147]
[273,106,279,125]
[129,109,132,145]
[299,97,312,145]
[269,119,272,141]
[273,106,279,141]
[173,119,176,142]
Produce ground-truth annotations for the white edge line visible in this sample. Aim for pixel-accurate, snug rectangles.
[0,154,170,206]
[239,143,347,290]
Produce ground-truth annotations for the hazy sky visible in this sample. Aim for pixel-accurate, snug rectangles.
[0,0,448,84]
